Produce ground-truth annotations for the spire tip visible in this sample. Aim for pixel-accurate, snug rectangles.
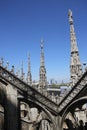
[68,9,72,17]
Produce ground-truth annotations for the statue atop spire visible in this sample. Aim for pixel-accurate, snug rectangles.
[39,39,47,88]
[41,39,44,49]
[68,9,73,25]
[40,39,44,67]
[26,53,32,86]
[68,10,82,85]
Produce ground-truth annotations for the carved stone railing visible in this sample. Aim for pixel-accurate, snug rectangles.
[58,71,87,112]
[0,65,58,115]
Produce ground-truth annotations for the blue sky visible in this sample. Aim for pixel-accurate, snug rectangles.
[0,0,87,83]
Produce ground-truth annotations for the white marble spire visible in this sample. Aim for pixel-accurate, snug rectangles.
[68,10,82,84]
[26,53,32,85]
[39,39,47,87]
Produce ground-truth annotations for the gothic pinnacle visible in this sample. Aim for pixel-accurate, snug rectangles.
[39,39,47,87]
[68,10,82,85]
[26,53,32,85]
[40,39,44,67]
[20,61,25,81]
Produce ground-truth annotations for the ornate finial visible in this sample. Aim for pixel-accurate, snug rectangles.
[6,61,9,70]
[11,65,14,73]
[0,57,4,66]
[0,58,2,66]
[16,67,20,77]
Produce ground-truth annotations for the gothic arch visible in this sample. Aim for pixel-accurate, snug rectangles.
[0,84,6,106]
[61,96,87,129]
[0,83,6,130]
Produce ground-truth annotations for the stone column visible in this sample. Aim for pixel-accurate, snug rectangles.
[4,84,19,130]
[57,116,62,130]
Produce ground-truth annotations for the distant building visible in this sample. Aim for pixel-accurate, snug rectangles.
[50,79,57,85]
